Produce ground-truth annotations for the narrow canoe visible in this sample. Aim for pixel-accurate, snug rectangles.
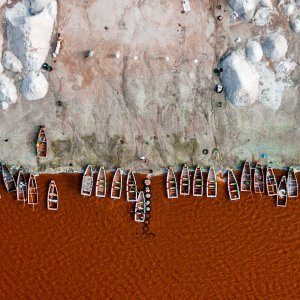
[111,168,122,199]
[180,163,190,196]
[166,167,178,199]
[47,180,59,210]
[254,163,264,193]
[134,191,146,223]
[241,161,251,192]
[277,176,287,207]
[126,170,138,202]
[81,165,93,196]
[27,174,38,205]
[2,164,16,192]
[266,166,277,196]
[206,166,217,198]
[36,127,47,158]
[228,169,240,200]
[17,170,27,202]
[192,165,203,196]
[287,168,298,198]
[95,166,106,198]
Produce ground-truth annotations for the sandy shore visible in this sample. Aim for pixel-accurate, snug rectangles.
[0,171,299,298]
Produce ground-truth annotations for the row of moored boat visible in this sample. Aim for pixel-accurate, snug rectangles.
[1,164,58,210]
[166,162,298,207]
[81,165,150,222]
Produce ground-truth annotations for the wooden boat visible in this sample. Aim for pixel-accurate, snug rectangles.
[287,168,298,198]
[17,170,27,202]
[2,164,16,192]
[166,167,178,199]
[206,166,217,198]
[180,163,190,196]
[192,165,203,196]
[277,176,287,207]
[36,127,47,157]
[254,163,264,193]
[111,168,122,199]
[47,180,59,210]
[241,161,251,192]
[227,169,240,200]
[95,166,106,198]
[81,165,93,196]
[266,166,277,196]
[126,170,138,202]
[134,191,146,223]
[27,174,38,205]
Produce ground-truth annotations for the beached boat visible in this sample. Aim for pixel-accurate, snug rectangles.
[27,174,38,205]
[17,170,27,202]
[134,191,146,223]
[47,180,59,210]
[254,163,264,193]
[227,169,240,200]
[126,170,138,202]
[36,127,47,157]
[2,164,16,192]
[166,167,178,199]
[241,161,251,192]
[111,168,123,199]
[192,165,203,196]
[266,166,277,196]
[180,163,190,196]
[206,166,217,198]
[95,166,106,198]
[277,176,288,207]
[287,168,298,198]
[81,165,93,196]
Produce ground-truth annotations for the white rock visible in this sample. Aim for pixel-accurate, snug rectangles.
[21,71,49,101]
[252,6,275,26]
[246,41,263,62]
[262,33,288,61]
[2,51,23,73]
[0,101,9,110]
[227,0,259,20]
[296,0,300,7]
[0,0,6,8]
[219,50,259,106]
[0,74,18,104]
[5,1,57,71]
[282,4,294,15]
[290,16,300,32]
[24,0,52,12]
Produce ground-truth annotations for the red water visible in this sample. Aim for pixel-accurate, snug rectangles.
[0,171,299,298]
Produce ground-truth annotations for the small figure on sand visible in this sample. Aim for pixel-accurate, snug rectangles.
[52,33,63,59]
[139,155,148,164]
[85,49,94,60]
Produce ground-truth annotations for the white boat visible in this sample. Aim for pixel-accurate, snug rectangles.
[180,163,190,196]
[134,191,146,223]
[277,176,287,207]
[166,167,178,199]
[47,180,59,210]
[2,164,16,192]
[27,174,38,205]
[17,170,27,202]
[126,170,138,202]
[111,168,123,199]
[266,166,277,196]
[95,166,106,198]
[206,166,217,198]
[81,165,93,196]
[227,169,240,200]
[192,165,203,196]
[254,163,264,194]
[287,168,298,198]
[241,161,251,192]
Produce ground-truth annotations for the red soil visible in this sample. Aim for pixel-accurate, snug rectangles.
[0,171,299,298]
